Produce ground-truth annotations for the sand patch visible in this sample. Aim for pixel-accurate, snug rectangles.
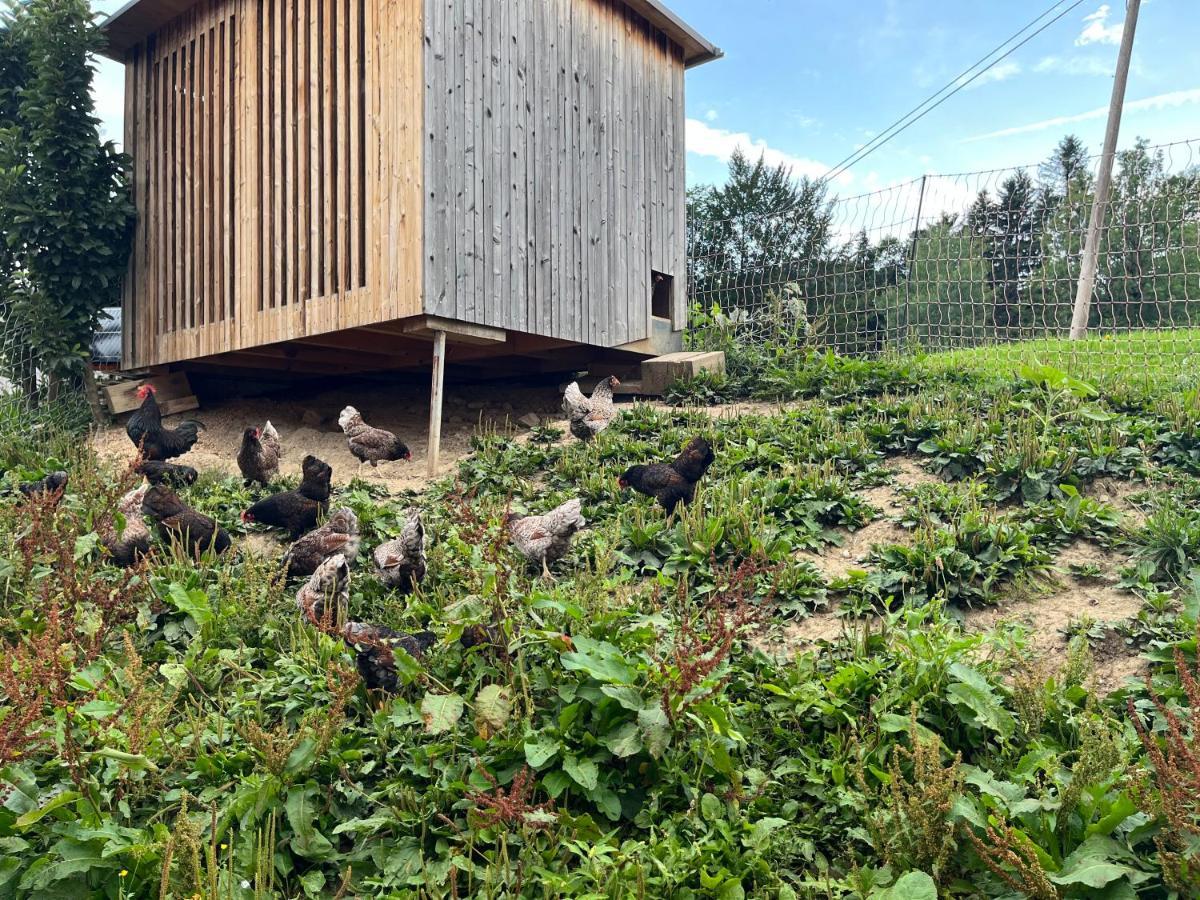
[963,541,1144,695]
[800,518,911,582]
[751,605,882,658]
[889,456,941,491]
[92,382,575,495]
[1087,477,1149,528]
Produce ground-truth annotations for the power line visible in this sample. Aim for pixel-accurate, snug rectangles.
[822,0,1089,184]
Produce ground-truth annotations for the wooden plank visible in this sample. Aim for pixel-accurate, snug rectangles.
[272,0,284,310]
[308,0,320,303]
[103,371,194,413]
[336,0,349,298]
[283,0,295,309]
[402,315,506,344]
[348,0,360,291]
[321,0,333,299]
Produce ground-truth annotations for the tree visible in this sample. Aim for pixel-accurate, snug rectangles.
[1038,134,1090,207]
[0,0,134,405]
[687,149,833,325]
[971,171,1046,334]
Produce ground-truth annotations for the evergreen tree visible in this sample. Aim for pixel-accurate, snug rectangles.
[972,171,1045,333]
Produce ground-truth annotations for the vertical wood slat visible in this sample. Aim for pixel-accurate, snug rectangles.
[272,0,283,310]
[309,0,321,303]
[321,0,333,298]
[336,0,349,297]
[348,0,359,291]
[283,0,295,309]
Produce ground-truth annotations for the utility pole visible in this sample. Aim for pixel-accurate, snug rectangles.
[1069,0,1141,340]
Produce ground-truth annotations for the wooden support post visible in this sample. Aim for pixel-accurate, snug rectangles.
[82,362,111,426]
[427,329,447,477]
[1070,0,1141,340]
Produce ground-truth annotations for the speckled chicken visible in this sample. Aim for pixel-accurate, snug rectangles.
[142,484,231,556]
[341,621,437,692]
[507,497,586,578]
[99,485,152,567]
[372,510,426,593]
[294,553,350,626]
[242,454,332,538]
[135,460,198,488]
[619,436,715,515]
[338,406,411,467]
[561,376,620,441]
[284,507,360,578]
[237,421,282,486]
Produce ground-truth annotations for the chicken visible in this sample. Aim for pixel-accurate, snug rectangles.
[237,423,281,486]
[459,622,509,660]
[295,553,350,626]
[372,510,426,593]
[142,484,231,556]
[284,507,360,578]
[135,460,198,488]
[338,406,411,467]
[99,485,152,567]
[618,436,716,515]
[17,471,68,501]
[340,621,437,692]
[125,384,204,461]
[242,454,332,538]
[561,376,621,441]
[507,498,586,578]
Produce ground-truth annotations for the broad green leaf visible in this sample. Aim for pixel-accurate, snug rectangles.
[1050,836,1151,889]
[158,662,189,688]
[166,583,213,627]
[602,722,643,758]
[947,663,1014,739]
[744,816,789,850]
[541,769,571,798]
[92,748,158,771]
[700,792,723,821]
[73,533,99,560]
[638,705,672,758]
[285,784,334,859]
[14,791,81,828]
[474,685,512,733]
[588,784,621,821]
[963,766,1025,806]
[420,692,464,735]
[559,637,636,684]
[524,734,560,768]
[872,870,938,900]
[600,684,645,711]
[563,755,599,791]
[299,870,326,896]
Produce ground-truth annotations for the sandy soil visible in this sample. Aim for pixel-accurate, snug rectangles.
[92,381,577,494]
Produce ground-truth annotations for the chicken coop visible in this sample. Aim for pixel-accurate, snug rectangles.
[101,0,720,381]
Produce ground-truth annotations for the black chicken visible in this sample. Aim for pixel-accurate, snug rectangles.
[125,384,204,461]
[135,460,198,488]
[142,484,232,556]
[242,455,332,538]
[17,471,68,501]
[618,436,715,514]
[341,622,437,693]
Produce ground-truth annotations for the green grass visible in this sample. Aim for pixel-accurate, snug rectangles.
[916,327,1200,393]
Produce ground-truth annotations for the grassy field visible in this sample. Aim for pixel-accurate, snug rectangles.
[2,339,1200,898]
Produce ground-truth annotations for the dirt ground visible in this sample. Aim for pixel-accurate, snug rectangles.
[755,458,1148,694]
[92,381,575,493]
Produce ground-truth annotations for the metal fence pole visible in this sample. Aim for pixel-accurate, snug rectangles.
[1069,0,1141,340]
[906,174,928,348]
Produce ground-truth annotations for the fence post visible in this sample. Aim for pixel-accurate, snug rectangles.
[1069,0,1141,340]
[906,174,928,348]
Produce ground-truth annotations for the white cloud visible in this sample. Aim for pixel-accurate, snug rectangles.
[685,118,850,184]
[704,109,719,123]
[963,60,1022,89]
[1076,4,1124,46]
[962,87,1200,142]
[1034,54,1113,76]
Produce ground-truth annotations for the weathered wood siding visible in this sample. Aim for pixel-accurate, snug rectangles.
[121,0,424,368]
[421,0,687,348]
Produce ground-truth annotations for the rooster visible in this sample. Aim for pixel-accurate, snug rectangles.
[295,553,350,626]
[507,498,586,578]
[125,384,204,461]
[237,421,282,486]
[284,507,360,578]
[142,484,231,556]
[341,621,437,693]
[561,376,620,441]
[372,510,426,593]
[99,485,152,567]
[338,406,411,467]
[242,454,332,538]
[619,436,715,515]
[135,460,198,488]
[17,471,68,501]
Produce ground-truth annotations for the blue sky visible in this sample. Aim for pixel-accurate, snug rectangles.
[91,0,1198,198]
[675,0,1199,192]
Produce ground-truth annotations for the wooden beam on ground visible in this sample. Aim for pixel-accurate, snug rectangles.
[403,315,506,346]
[428,330,447,477]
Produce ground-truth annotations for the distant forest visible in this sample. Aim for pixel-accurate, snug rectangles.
[687,137,1200,355]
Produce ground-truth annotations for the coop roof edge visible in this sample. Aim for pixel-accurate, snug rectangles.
[98,0,721,66]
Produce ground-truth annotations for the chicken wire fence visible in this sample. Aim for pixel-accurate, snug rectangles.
[0,307,97,432]
[687,137,1200,373]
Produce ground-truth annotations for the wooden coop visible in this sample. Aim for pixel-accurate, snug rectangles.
[101,0,718,374]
